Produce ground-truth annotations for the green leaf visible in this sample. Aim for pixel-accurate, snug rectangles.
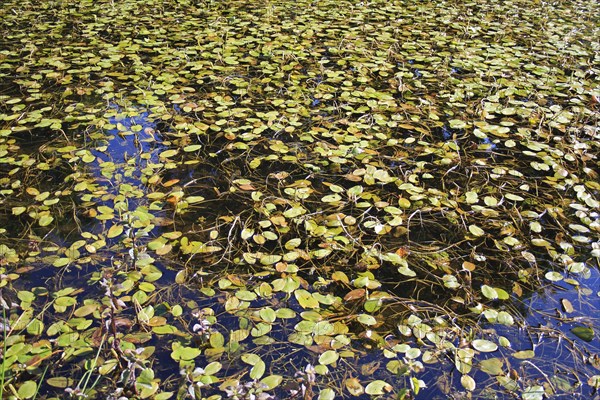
[261,375,283,390]
[460,375,476,391]
[235,290,257,301]
[465,191,478,204]
[171,305,183,317]
[530,221,542,233]
[241,353,261,366]
[107,224,124,239]
[46,377,73,388]
[318,388,335,400]
[183,144,202,152]
[468,224,485,237]
[259,307,277,323]
[495,288,510,300]
[513,350,535,359]
[479,357,503,375]
[26,318,44,335]
[12,206,26,215]
[497,311,514,326]
[571,326,594,342]
[17,381,37,399]
[153,325,178,335]
[319,350,339,365]
[545,271,563,282]
[250,359,266,380]
[284,238,301,249]
[322,194,342,203]
[522,385,544,400]
[186,196,205,204]
[357,314,377,326]
[481,285,498,300]
[38,215,54,227]
[204,361,222,375]
[365,380,392,395]
[472,339,498,352]
[171,343,201,361]
[159,149,179,159]
[294,289,319,309]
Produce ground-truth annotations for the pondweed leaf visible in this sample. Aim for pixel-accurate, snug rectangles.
[107,224,124,238]
[479,358,504,375]
[261,375,283,390]
[295,289,319,309]
[17,381,37,399]
[513,350,535,359]
[469,224,485,237]
[365,380,392,395]
[472,339,498,353]
[571,326,594,342]
[319,350,339,365]
[481,285,498,300]
[461,375,476,391]
[1,0,599,398]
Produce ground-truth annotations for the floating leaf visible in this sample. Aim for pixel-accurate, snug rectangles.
[319,350,339,365]
[318,388,335,400]
[481,285,498,300]
[460,375,476,391]
[561,299,574,313]
[12,206,26,215]
[17,381,37,399]
[107,224,124,239]
[183,144,202,152]
[185,196,205,204]
[38,215,54,227]
[159,149,179,159]
[259,307,277,323]
[261,375,283,390]
[479,357,503,375]
[468,224,485,237]
[465,191,478,204]
[344,288,366,301]
[472,339,498,353]
[295,289,319,309]
[497,311,514,326]
[250,359,266,380]
[522,385,544,400]
[545,271,563,282]
[357,314,377,326]
[365,380,392,395]
[588,375,600,388]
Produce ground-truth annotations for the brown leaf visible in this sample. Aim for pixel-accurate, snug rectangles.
[395,247,410,258]
[238,184,256,191]
[361,361,380,376]
[163,179,180,187]
[462,261,476,271]
[344,174,362,182]
[344,288,366,302]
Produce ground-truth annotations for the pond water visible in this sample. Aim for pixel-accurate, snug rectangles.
[0,0,599,399]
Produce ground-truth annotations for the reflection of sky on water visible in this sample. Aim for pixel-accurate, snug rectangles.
[81,104,167,237]
[91,104,163,168]
[414,267,600,399]
[527,267,600,346]
[489,268,600,398]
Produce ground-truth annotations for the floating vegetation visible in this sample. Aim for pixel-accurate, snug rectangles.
[0,0,599,398]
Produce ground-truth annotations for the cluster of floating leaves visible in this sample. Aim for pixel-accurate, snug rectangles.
[1,0,599,398]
